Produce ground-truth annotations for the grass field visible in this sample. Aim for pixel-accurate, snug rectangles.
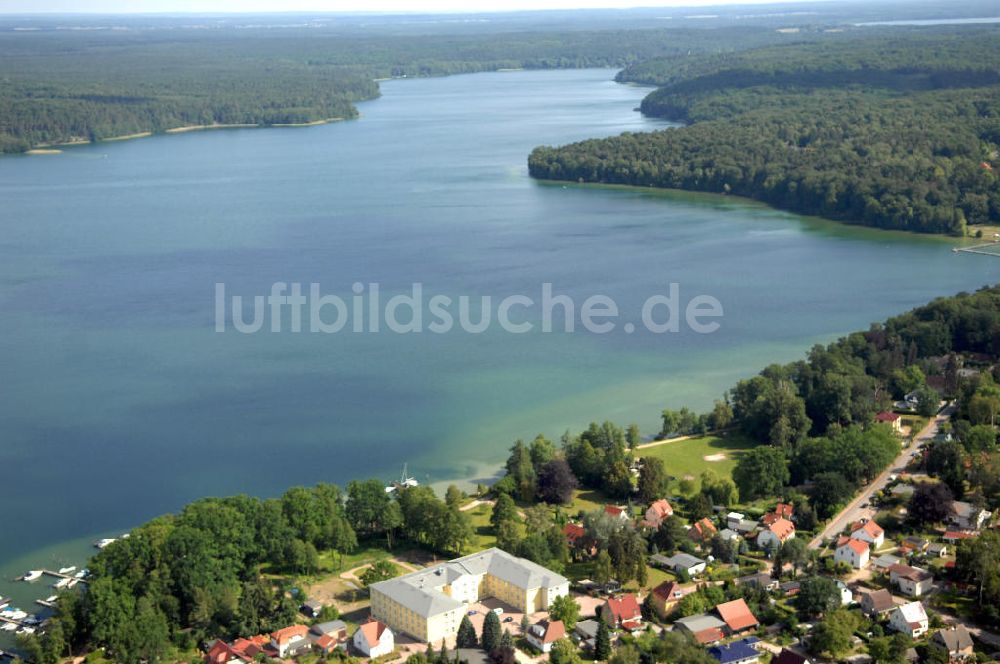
[638,432,758,492]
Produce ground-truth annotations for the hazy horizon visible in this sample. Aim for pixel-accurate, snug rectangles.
[0,0,908,15]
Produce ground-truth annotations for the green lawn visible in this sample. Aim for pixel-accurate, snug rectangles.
[465,503,497,551]
[639,433,757,492]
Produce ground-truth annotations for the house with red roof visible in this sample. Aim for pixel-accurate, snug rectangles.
[600,594,642,631]
[834,537,870,569]
[757,518,795,551]
[689,517,718,543]
[604,505,629,522]
[774,503,794,519]
[649,581,695,619]
[270,625,311,659]
[205,641,250,664]
[525,620,565,653]
[353,619,394,658]
[642,499,674,528]
[850,520,885,548]
[875,411,902,433]
[715,598,760,635]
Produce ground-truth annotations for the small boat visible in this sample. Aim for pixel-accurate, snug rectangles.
[58,566,76,575]
[16,626,35,635]
[21,570,43,582]
[53,577,72,589]
[67,579,79,589]
[74,569,88,579]
[1,624,17,632]
[95,538,117,549]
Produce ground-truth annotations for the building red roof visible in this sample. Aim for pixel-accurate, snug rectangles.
[693,627,726,644]
[761,512,781,526]
[315,635,337,650]
[839,538,869,555]
[357,620,389,648]
[604,505,626,518]
[563,523,586,544]
[853,520,884,539]
[652,581,693,602]
[689,517,717,540]
[271,625,309,646]
[775,503,794,518]
[648,499,673,519]
[205,641,249,664]
[604,594,642,625]
[532,620,565,644]
[715,598,759,633]
[876,411,901,423]
[767,518,796,542]
[943,531,976,540]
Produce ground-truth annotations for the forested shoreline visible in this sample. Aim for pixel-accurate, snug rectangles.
[0,22,823,153]
[529,32,1000,235]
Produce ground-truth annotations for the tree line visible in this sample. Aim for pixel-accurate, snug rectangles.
[529,31,1000,235]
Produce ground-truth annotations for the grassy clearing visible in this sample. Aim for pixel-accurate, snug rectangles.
[638,433,757,492]
[465,503,498,551]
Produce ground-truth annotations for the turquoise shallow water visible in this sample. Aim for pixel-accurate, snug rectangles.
[0,69,997,619]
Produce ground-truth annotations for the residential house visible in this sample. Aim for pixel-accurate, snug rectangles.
[850,520,885,549]
[674,613,728,645]
[736,572,779,592]
[204,641,250,664]
[927,542,948,558]
[949,501,991,531]
[860,589,896,618]
[525,620,565,653]
[310,621,348,654]
[270,625,311,659]
[230,636,268,660]
[727,512,746,529]
[642,499,673,528]
[708,637,761,664]
[779,581,800,598]
[834,537,870,569]
[873,553,903,572]
[689,517,718,543]
[774,503,794,519]
[563,523,596,557]
[943,531,977,543]
[718,528,741,543]
[902,536,930,555]
[605,505,630,522]
[734,519,759,537]
[889,602,928,639]
[653,553,706,577]
[757,518,795,551]
[716,598,760,636]
[836,580,854,606]
[773,650,813,664]
[649,581,695,619]
[353,620,394,658]
[573,620,600,650]
[369,547,569,643]
[875,411,903,433]
[600,594,642,631]
[889,564,934,597]
[931,625,975,661]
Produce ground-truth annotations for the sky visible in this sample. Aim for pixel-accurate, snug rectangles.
[0,0,845,14]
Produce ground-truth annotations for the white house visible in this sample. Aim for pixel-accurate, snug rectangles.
[834,538,870,569]
[656,553,707,577]
[525,620,565,653]
[949,501,991,531]
[270,625,311,659]
[889,601,928,639]
[757,518,795,551]
[889,564,934,597]
[726,512,746,529]
[850,520,885,549]
[835,581,853,606]
[353,620,394,658]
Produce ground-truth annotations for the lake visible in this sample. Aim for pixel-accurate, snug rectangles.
[0,68,997,612]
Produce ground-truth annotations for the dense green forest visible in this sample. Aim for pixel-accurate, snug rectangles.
[0,22,821,153]
[529,32,1000,235]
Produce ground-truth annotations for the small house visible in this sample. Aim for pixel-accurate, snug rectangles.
[654,552,706,577]
[650,581,694,619]
[353,619,394,658]
[600,594,642,631]
[757,517,795,551]
[716,598,759,636]
[850,520,885,548]
[270,625,311,659]
[689,517,718,543]
[860,589,895,618]
[875,411,903,433]
[889,601,928,639]
[931,625,974,661]
[889,564,934,597]
[835,537,870,569]
[708,637,760,664]
[525,620,565,653]
[643,499,674,528]
[948,501,990,531]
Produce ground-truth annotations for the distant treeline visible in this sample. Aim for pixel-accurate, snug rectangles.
[0,24,820,153]
[529,32,1000,235]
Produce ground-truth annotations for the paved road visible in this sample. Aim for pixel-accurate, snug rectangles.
[808,405,954,550]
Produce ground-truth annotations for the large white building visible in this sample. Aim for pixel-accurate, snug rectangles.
[369,548,570,643]
[889,601,928,639]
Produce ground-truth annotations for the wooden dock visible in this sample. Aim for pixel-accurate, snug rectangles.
[956,242,1000,257]
[40,570,88,586]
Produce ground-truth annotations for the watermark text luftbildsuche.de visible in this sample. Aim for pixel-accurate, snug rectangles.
[215,282,723,335]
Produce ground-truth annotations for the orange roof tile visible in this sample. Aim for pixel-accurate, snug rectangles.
[715,598,759,632]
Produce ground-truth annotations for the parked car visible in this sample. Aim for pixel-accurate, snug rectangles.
[503,617,513,623]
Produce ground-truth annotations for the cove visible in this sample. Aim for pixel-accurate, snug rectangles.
[0,69,997,610]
